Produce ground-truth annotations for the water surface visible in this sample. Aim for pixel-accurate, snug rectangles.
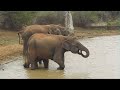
[0,35,120,79]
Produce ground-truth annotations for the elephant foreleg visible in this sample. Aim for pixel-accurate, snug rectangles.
[56,60,65,70]
[53,47,65,70]
[54,56,65,70]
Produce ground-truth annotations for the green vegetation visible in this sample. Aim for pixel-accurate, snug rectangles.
[0,11,120,30]
[0,11,37,30]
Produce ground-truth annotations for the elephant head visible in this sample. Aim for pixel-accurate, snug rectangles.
[62,37,89,58]
[48,28,62,35]
[49,24,70,36]
[60,29,70,36]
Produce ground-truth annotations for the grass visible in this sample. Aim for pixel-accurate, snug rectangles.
[0,29,22,61]
[0,44,22,60]
[0,27,120,61]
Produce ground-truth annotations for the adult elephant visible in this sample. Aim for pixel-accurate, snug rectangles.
[17,24,70,67]
[26,33,90,70]
[18,24,68,44]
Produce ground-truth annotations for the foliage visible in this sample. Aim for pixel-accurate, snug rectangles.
[35,11,64,25]
[0,11,120,30]
[107,19,120,26]
[0,11,37,30]
[72,11,99,27]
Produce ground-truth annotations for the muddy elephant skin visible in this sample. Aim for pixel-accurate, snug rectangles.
[26,33,90,70]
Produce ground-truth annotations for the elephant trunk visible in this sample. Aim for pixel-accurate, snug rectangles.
[78,43,90,58]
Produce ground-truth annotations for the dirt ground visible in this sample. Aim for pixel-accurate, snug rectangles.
[0,29,22,61]
[0,27,120,61]
[74,27,120,39]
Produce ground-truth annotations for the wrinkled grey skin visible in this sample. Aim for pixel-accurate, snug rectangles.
[26,33,90,70]
[17,24,70,67]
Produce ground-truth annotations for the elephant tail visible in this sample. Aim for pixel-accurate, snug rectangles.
[18,32,21,44]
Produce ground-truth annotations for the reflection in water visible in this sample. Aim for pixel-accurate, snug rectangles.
[0,35,120,79]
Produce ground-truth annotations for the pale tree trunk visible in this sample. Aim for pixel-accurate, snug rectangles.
[65,11,74,34]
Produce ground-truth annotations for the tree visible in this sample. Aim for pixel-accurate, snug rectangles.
[64,11,74,34]
[1,11,37,30]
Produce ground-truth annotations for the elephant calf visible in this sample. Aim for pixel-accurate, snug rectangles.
[26,33,90,70]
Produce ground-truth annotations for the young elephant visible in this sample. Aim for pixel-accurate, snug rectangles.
[26,33,90,70]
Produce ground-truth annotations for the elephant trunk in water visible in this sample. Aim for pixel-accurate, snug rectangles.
[78,43,90,58]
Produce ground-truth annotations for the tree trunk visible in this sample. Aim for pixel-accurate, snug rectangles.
[65,11,74,34]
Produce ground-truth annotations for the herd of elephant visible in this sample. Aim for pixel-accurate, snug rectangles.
[18,24,90,70]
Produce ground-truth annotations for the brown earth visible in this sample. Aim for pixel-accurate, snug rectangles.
[0,27,120,61]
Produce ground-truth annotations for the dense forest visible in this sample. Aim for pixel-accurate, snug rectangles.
[0,11,120,30]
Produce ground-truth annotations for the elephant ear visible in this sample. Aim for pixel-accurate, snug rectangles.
[49,27,62,35]
[62,40,70,50]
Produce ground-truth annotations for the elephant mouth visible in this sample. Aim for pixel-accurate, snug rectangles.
[78,50,88,58]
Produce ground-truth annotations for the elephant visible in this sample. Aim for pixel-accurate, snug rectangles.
[18,24,70,67]
[26,33,90,70]
[35,58,49,68]
[18,24,69,44]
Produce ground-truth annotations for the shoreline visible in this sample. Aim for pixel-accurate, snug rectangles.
[0,28,120,61]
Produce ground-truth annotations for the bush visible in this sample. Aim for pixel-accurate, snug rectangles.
[35,11,64,25]
[1,11,120,30]
[72,11,99,27]
[1,11,37,30]
[107,19,120,26]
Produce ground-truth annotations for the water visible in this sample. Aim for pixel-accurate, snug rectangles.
[0,35,120,79]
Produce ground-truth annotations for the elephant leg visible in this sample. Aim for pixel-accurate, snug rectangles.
[54,60,65,70]
[39,59,42,64]
[57,60,65,70]
[35,57,42,66]
[53,47,65,70]
[23,56,29,68]
[29,55,38,70]
[43,59,49,68]
[23,41,29,68]
[31,60,38,70]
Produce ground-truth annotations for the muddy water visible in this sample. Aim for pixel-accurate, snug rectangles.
[0,35,120,79]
